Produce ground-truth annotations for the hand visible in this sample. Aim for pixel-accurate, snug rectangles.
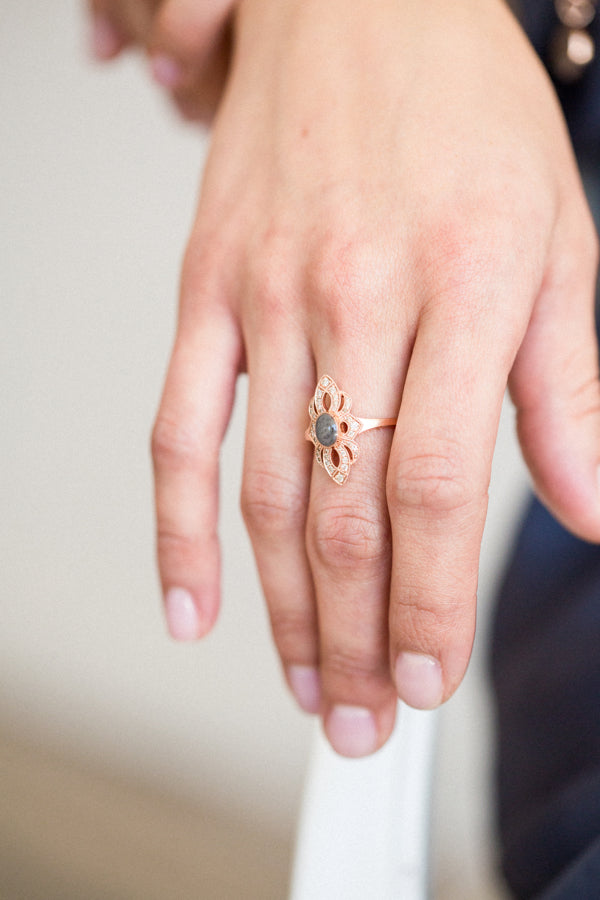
[151,0,600,757]
[88,0,233,122]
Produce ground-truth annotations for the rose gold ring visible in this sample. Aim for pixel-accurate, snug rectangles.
[305,375,397,485]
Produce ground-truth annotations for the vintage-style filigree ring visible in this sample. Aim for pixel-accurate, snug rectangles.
[305,375,397,484]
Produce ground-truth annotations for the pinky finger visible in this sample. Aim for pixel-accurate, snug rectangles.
[152,309,242,640]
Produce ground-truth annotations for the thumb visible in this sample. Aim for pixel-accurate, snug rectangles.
[510,204,600,542]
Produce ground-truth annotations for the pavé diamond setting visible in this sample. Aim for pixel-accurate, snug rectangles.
[305,375,397,485]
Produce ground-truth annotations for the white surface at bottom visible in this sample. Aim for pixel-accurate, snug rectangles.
[291,705,437,900]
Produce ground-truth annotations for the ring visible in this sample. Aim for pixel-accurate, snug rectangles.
[305,375,397,484]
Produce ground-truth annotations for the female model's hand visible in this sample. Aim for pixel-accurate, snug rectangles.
[152,0,600,756]
[89,0,233,122]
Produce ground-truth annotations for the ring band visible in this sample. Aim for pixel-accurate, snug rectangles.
[305,375,397,484]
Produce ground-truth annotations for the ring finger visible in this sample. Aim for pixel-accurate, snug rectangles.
[306,352,408,757]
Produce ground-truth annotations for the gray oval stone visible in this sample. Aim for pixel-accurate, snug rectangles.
[316,413,338,447]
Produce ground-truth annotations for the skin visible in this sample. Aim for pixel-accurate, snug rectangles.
[92,0,600,757]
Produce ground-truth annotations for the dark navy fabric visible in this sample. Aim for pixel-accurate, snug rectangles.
[542,834,600,899]
[491,498,600,897]
[519,0,600,152]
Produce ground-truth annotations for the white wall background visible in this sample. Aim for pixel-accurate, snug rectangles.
[1,2,527,896]
[1,0,313,830]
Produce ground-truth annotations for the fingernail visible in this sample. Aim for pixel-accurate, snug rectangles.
[326,705,378,758]
[165,587,200,641]
[150,54,184,89]
[90,15,122,60]
[287,666,321,714]
[394,652,443,709]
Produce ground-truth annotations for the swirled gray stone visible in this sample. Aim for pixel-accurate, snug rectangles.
[315,413,338,447]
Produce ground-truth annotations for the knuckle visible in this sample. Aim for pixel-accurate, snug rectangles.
[311,236,367,297]
[392,593,467,646]
[180,231,230,312]
[268,606,315,661]
[156,527,202,569]
[324,645,389,688]
[416,200,530,314]
[308,236,388,338]
[241,467,307,537]
[151,413,203,473]
[309,504,390,573]
[419,222,497,314]
[388,446,481,516]
[245,229,297,326]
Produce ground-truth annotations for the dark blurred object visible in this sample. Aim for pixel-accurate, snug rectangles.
[518,0,600,151]
[491,495,600,897]
[549,0,596,83]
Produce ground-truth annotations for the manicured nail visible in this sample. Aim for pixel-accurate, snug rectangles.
[287,666,321,714]
[326,705,378,758]
[165,587,200,641]
[90,15,122,60]
[150,54,184,89]
[394,652,443,709]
